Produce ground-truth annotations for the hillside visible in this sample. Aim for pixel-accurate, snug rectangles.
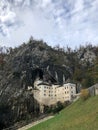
[0,38,98,129]
[29,95,98,130]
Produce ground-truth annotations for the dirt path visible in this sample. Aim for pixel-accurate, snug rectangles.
[18,116,54,130]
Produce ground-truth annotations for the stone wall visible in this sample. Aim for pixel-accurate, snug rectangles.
[88,84,98,96]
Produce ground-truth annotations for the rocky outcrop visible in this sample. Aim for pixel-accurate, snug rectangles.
[0,39,97,129]
[0,39,71,129]
[77,45,96,66]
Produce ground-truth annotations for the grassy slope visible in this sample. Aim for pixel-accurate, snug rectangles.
[28,96,98,130]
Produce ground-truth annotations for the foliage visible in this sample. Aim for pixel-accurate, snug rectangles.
[44,101,70,114]
[44,102,64,114]
[52,101,64,114]
[80,89,90,100]
[82,74,94,88]
[93,57,98,83]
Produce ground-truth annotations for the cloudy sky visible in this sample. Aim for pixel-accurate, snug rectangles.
[0,0,98,48]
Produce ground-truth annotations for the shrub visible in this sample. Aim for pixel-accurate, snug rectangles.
[44,102,64,114]
[80,89,90,100]
[52,102,64,114]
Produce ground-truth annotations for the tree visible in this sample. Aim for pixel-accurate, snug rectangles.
[52,101,64,113]
[82,74,94,88]
[73,68,84,82]
[93,57,98,83]
[80,89,90,100]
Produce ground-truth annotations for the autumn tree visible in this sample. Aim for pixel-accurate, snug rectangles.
[80,89,90,100]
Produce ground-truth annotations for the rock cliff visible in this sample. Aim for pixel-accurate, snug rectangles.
[0,39,71,129]
[0,39,97,129]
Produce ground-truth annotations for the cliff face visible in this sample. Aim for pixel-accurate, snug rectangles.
[0,39,71,129]
[0,39,97,129]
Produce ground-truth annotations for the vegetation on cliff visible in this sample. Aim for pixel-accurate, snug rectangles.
[0,38,98,129]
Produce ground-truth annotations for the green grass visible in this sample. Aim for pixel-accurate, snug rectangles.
[28,96,98,130]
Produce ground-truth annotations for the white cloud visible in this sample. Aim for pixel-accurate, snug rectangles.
[0,11,16,23]
[41,0,52,8]
[0,24,9,36]
[0,0,98,48]
[0,0,16,36]
[74,0,84,12]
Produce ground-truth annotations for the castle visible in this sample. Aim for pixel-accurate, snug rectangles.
[29,78,76,113]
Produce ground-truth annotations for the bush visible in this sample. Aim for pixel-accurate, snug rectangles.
[80,89,90,100]
[44,102,64,114]
[52,102,64,114]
